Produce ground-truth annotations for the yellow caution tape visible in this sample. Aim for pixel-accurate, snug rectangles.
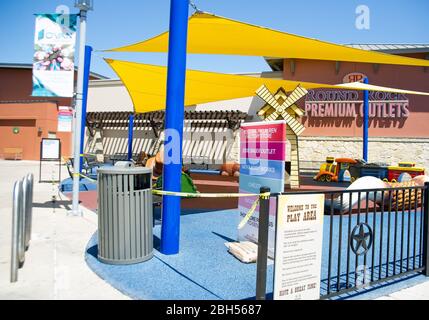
[152,189,271,230]
[80,153,99,157]
[69,176,270,230]
[237,197,260,230]
[72,173,97,183]
[152,189,269,198]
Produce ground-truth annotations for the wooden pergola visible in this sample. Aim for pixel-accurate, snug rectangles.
[85,110,248,164]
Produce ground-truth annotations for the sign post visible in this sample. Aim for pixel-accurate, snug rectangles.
[127,114,134,161]
[79,45,93,173]
[273,193,324,300]
[363,77,369,162]
[71,1,93,216]
[255,187,271,300]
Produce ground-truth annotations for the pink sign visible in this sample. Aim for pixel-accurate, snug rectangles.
[240,141,286,161]
[240,122,286,142]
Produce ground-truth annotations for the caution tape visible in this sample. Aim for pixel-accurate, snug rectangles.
[152,189,271,230]
[72,173,97,183]
[152,189,269,198]
[237,197,260,230]
[79,153,100,157]
[70,175,270,230]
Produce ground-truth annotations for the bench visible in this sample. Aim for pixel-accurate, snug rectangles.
[3,148,23,160]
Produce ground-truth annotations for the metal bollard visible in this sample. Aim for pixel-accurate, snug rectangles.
[19,177,28,265]
[24,174,34,251]
[11,180,23,282]
[10,174,34,283]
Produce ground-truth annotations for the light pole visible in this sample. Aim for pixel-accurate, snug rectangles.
[70,0,93,216]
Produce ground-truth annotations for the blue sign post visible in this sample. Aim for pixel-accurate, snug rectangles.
[160,0,189,255]
[127,114,134,161]
[79,45,93,173]
[363,77,369,162]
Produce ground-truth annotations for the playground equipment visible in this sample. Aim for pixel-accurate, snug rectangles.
[141,148,198,194]
[220,162,240,177]
[155,172,198,194]
[387,162,425,182]
[332,175,428,212]
[315,157,426,183]
[313,157,358,182]
[350,161,425,183]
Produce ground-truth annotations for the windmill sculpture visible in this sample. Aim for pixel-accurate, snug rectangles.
[256,85,308,189]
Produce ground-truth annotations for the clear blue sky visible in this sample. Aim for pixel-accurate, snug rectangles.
[1,0,428,79]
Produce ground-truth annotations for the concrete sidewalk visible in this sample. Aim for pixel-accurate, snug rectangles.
[0,160,128,300]
[375,281,429,300]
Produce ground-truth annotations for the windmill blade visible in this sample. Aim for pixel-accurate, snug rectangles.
[264,110,281,122]
[289,104,305,117]
[279,110,306,136]
[280,85,309,110]
[256,85,282,109]
[257,105,273,117]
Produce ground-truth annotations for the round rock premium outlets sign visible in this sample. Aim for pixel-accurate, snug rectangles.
[304,90,410,119]
[304,72,410,122]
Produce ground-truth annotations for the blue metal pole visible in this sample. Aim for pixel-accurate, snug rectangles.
[127,114,134,161]
[363,77,369,162]
[160,0,189,255]
[79,45,93,173]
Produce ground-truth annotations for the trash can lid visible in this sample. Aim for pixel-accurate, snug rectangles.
[97,166,153,175]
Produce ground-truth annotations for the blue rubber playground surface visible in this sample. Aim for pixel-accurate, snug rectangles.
[85,207,428,300]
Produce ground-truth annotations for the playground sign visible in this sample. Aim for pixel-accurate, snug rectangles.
[238,121,286,258]
[273,193,324,300]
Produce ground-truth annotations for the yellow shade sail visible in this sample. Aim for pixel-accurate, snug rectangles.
[105,59,429,114]
[108,12,429,67]
[334,81,429,96]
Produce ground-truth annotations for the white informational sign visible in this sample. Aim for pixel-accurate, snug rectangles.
[57,106,73,132]
[41,139,61,160]
[32,14,77,97]
[274,194,325,300]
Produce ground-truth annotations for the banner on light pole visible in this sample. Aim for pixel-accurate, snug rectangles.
[32,14,78,97]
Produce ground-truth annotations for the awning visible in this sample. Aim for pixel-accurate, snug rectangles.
[105,59,429,114]
[334,82,429,96]
[107,12,429,67]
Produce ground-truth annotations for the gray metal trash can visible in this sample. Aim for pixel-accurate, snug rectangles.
[97,167,153,265]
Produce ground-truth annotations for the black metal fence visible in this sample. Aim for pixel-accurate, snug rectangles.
[258,182,429,300]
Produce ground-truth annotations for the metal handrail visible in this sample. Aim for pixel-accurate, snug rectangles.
[10,173,34,283]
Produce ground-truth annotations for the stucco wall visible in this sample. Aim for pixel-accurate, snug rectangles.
[0,102,72,160]
[298,136,429,173]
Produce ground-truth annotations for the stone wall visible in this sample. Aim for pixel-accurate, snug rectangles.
[299,136,429,173]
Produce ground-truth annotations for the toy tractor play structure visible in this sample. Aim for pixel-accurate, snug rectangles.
[313,157,358,182]
[314,157,426,183]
